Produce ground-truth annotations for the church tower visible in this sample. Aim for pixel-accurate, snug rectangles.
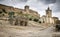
[46,7,52,17]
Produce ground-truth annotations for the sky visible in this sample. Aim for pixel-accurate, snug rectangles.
[0,0,60,19]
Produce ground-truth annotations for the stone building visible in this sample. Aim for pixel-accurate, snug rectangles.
[52,17,59,24]
[46,7,52,17]
[45,7,52,24]
[40,7,59,24]
[40,7,53,24]
[39,15,46,23]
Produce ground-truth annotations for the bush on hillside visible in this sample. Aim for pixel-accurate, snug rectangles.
[39,21,41,23]
[29,18,32,20]
[33,18,39,22]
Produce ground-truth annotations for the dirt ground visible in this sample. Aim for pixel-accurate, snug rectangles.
[0,20,60,37]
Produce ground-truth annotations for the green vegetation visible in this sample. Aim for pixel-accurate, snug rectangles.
[29,18,32,20]
[2,9,7,14]
[8,12,15,18]
[8,12,15,25]
[18,11,33,20]
[33,18,39,22]
[39,21,41,23]
[0,9,7,17]
[0,11,2,14]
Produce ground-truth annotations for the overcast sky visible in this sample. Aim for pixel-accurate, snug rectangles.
[0,0,60,19]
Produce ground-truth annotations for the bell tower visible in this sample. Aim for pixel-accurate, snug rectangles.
[46,7,52,17]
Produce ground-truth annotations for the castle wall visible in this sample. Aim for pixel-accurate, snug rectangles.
[0,4,40,19]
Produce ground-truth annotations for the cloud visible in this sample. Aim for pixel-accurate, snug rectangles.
[0,0,28,6]
[45,0,56,4]
[12,0,28,3]
[38,0,60,12]
[53,0,60,12]
[38,0,56,4]
[0,0,4,1]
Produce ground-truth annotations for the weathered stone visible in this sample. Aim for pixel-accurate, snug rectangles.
[14,15,28,26]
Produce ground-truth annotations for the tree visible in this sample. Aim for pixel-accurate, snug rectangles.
[8,12,15,25]
[8,12,15,18]
[29,18,32,20]
[0,11,2,17]
[0,11,2,14]
[2,9,7,14]
[56,20,60,24]
[39,21,41,23]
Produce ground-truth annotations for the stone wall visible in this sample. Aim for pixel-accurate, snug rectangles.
[0,4,40,19]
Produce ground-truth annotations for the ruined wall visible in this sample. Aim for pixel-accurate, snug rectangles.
[0,4,40,19]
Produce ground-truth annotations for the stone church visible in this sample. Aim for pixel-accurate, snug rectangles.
[40,7,59,24]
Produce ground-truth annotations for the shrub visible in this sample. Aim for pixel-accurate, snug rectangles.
[0,11,2,14]
[33,18,39,22]
[39,21,41,23]
[2,9,7,13]
[29,18,32,20]
[43,21,45,23]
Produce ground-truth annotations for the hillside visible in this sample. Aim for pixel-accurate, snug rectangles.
[0,4,40,19]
